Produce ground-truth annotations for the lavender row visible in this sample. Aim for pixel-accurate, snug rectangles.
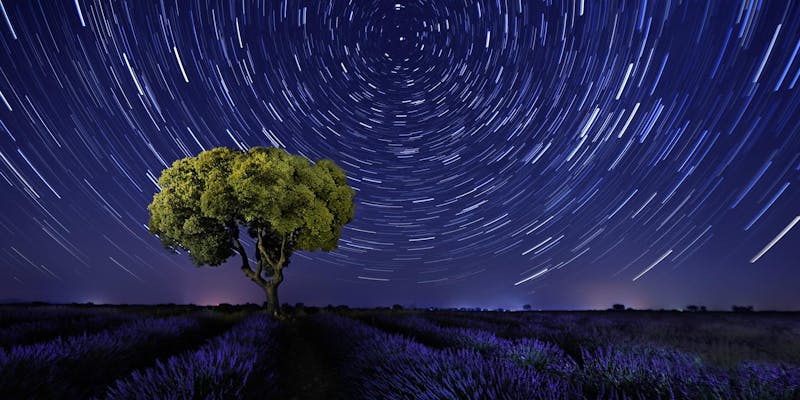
[360,313,576,375]
[313,313,576,400]
[0,311,231,399]
[429,311,800,368]
[580,345,800,399]
[0,305,133,328]
[423,311,601,362]
[428,312,800,398]
[362,313,800,399]
[103,314,279,400]
[0,313,138,348]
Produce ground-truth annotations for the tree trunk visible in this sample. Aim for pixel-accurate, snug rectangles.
[265,266,284,316]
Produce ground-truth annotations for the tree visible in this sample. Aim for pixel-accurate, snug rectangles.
[147,147,356,316]
[611,304,626,311]
[522,304,532,311]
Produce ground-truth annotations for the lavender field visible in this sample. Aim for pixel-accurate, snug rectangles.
[0,305,798,399]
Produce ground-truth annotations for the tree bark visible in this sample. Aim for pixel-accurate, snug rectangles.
[265,266,284,316]
[257,232,288,316]
[235,231,289,317]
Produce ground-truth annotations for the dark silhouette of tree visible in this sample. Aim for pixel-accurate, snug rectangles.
[522,304,532,311]
[147,147,356,316]
[611,304,626,311]
[686,305,699,312]
[732,305,754,313]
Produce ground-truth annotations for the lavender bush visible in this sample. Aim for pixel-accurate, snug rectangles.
[314,313,577,399]
[361,313,576,374]
[0,312,230,399]
[731,362,800,400]
[0,313,137,348]
[0,305,129,328]
[355,311,799,399]
[578,345,725,399]
[103,314,279,400]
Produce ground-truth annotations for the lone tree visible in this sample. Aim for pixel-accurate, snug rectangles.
[147,147,356,316]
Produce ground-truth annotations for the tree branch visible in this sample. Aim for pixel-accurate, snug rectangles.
[256,227,276,266]
[256,257,266,281]
[233,237,266,286]
[232,238,251,272]
[278,234,286,267]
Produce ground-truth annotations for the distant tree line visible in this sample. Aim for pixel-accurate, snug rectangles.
[605,303,757,312]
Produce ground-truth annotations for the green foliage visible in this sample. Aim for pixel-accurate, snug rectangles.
[147,147,356,267]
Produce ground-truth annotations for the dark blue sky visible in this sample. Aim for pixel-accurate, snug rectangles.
[0,0,798,310]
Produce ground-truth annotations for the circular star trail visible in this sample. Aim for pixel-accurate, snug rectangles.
[0,0,798,308]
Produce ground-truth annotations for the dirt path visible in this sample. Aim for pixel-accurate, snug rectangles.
[275,318,344,400]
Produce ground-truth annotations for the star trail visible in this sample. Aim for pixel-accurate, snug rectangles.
[0,0,798,310]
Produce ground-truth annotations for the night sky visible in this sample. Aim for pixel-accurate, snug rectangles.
[0,0,798,310]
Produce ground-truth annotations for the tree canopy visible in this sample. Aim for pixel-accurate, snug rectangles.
[147,146,356,314]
